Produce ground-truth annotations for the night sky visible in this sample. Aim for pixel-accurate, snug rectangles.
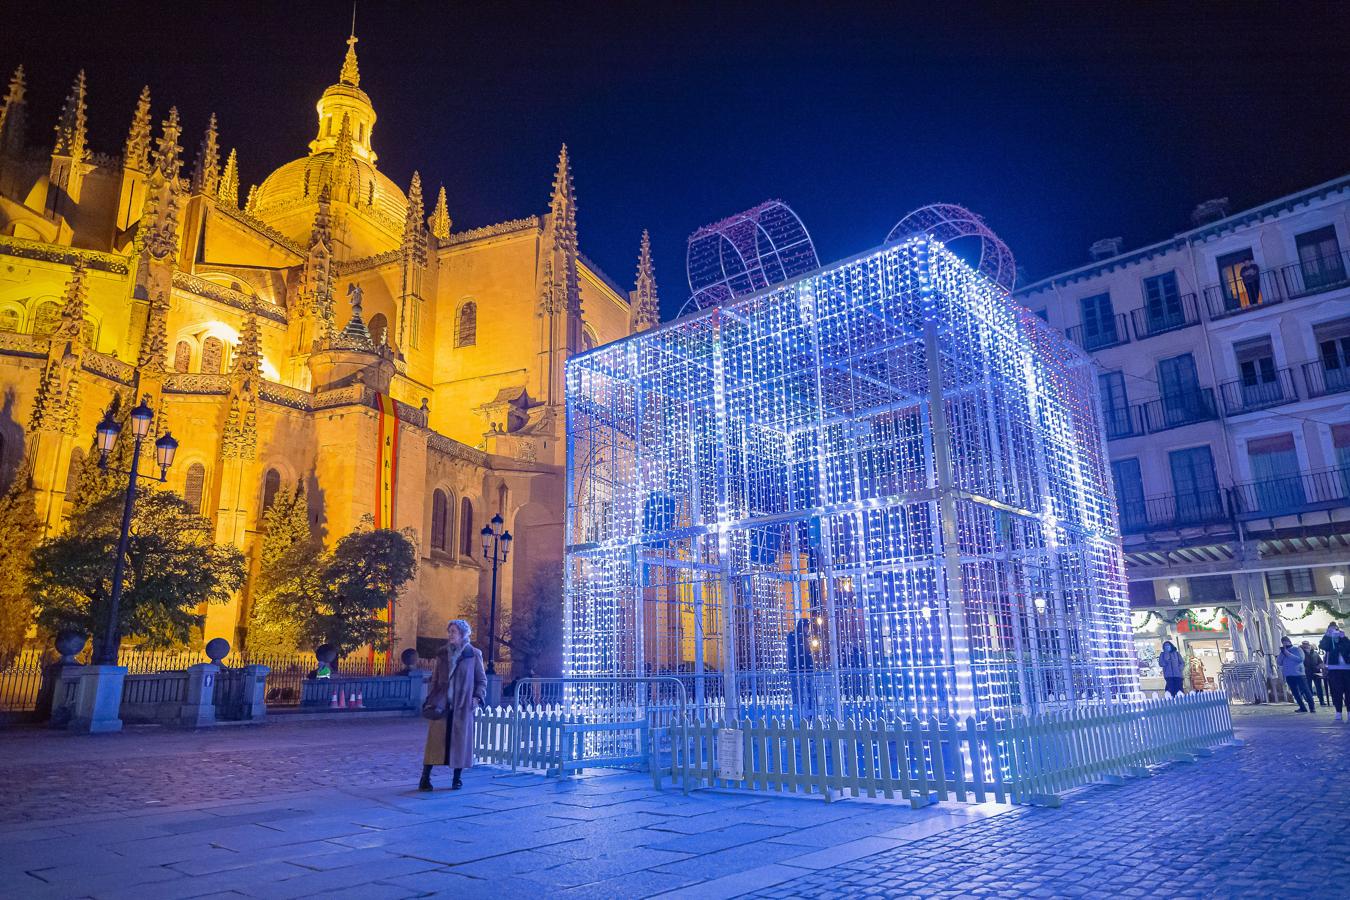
[5,1,1348,318]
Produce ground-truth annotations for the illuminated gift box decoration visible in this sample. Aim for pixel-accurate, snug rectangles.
[564,236,1135,724]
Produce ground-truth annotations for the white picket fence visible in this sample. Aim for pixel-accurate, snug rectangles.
[662,691,1236,807]
[473,704,649,775]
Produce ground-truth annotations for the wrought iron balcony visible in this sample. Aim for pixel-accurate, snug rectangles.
[1102,405,1146,441]
[1301,359,1350,399]
[1066,313,1131,351]
[1117,490,1229,535]
[1129,292,1200,339]
[1230,467,1350,520]
[1202,251,1350,320]
[1136,388,1219,433]
[1219,368,1299,415]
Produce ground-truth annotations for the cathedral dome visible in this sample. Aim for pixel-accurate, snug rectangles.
[250,34,408,239]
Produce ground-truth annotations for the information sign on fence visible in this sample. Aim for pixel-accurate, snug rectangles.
[716,727,744,781]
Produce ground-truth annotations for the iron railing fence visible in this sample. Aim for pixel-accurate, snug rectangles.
[1129,292,1201,340]
[1219,368,1299,415]
[1203,251,1350,320]
[1118,490,1230,534]
[1066,313,1131,351]
[0,649,47,716]
[1301,359,1350,399]
[1136,388,1219,433]
[1102,405,1146,440]
[1229,467,1350,519]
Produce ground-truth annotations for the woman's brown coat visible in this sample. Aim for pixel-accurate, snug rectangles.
[422,643,487,768]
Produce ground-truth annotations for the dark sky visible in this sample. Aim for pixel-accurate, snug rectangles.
[5,1,1348,318]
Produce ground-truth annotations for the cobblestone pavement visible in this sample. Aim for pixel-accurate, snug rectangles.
[0,704,1341,898]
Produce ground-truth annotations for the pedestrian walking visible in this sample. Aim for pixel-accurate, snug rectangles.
[1159,641,1184,697]
[419,618,487,791]
[1301,641,1328,708]
[1277,637,1315,713]
[787,617,815,717]
[1319,622,1350,722]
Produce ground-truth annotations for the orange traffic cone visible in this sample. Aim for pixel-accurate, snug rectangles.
[339,688,347,708]
[354,691,365,709]
[330,690,340,708]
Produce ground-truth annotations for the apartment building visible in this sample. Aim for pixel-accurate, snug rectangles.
[1016,174,1350,691]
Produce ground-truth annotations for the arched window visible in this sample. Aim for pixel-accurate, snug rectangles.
[460,497,474,556]
[455,302,477,348]
[431,489,450,551]
[260,468,281,522]
[0,308,19,332]
[201,337,224,374]
[173,340,192,373]
[65,447,84,499]
[31,301,59,336]
[368,313,388,347]
[580,327,596,352]
[184,462,206,515]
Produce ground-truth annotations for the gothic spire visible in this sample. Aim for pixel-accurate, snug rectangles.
[153,106,183,183]
[138,291,170,373]
[632,230,659,331]
[244,184,258,212]
[329,113,353,201]
[52,70,87,164]
[540,144,580,318]
[305,185,336,341]
[338,282,373,348]
[218,148,239,208]
[339,33,360,88]
[429,185,451,240]
[231,300,261,380]
[192,113,220,196]
[401,171,427,266]
[28,263,89,436]
[124,85,152,171]
[549,143,577,248]
[0,65,28,157]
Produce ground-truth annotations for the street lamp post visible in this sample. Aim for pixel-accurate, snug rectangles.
[93,398,178,665]
[479,513,512,677]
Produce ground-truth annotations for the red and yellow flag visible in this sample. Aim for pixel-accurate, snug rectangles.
[375,393,399,529]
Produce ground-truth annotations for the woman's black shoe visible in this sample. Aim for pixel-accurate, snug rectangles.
[418,778,433,792]
[451,778,463,790]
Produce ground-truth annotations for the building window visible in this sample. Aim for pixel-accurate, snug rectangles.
[1245,433,1304,514]
[173,340,192,373]
[1157,353,1204,425]
[460,497,474,556]
[1168,446,1222,525]
[1215,249,1258,310]
[31,301,59,336]
[368,313,388,347]
[1314,318,1350,395]
[1335,424,1350,498]
[1098,371,1130,438]
[260,468,281,522]
[0,308,19,333]
[1266,568,1315,597]
[431,489,450,552]
[581,327,596,353]
[1188,575,1235,604]
[1142,271,1184,333]
[1111,458,1146,532]
[201,337,225,374]
[184,462,206,515]
[1294,225,1346,292]
[410,298,421,350]
[1234,336,1279,406]
[455,302,477,348]
[1077,292,1118,349]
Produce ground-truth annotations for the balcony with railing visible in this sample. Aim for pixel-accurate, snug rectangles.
[1102,405,1146,441]
[1218,368,1299,415]
[1066,313,1131,351]
[1129,292,1201,340]
[1135,388,1220,433]
[1202,251,1350,320]
[1301,359,1350,399]
[1229,467,1350,520]
[1118,490,1230,535]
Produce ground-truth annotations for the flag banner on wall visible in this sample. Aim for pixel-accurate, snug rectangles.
[375,393,399,529]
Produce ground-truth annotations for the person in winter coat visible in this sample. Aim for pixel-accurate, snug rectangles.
[1301,641,1327,708]
[1319,622,1350,722]
[419,619,487,791]
[1277,637,1314,713]
[1159,641,1185,697]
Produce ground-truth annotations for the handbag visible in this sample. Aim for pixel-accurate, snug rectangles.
[421,701,447,721]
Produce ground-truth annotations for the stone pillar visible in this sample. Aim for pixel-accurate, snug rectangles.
[179,663,219,728]
[68,666,127,734]
[243,665,270,720]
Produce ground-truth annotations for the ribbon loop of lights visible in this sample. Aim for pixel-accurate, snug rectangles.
[681,200,820,318]
[564,231,1134,737]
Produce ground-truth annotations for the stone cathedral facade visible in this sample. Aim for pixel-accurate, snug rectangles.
[0,35,661,661]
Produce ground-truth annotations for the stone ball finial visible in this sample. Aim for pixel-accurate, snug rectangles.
[54,630,87,664]
[315,643,339,666]
[205,637,230,664]
[400,647,419,674]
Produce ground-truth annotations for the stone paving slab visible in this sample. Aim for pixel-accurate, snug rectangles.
[0,703,1336,898]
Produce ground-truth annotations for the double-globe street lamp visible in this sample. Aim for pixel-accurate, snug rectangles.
[479,513,512,677]
[92,397,178,665]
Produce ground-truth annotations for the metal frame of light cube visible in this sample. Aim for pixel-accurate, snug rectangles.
[564,236,1137,727]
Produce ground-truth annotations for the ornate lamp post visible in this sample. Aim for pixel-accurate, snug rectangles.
[479,513,512,677]
[93,398,177,665]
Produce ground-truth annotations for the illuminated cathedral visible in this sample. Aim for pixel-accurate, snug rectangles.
[0,33,660,659]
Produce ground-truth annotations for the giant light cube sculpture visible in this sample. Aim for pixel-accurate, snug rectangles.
[564,237,1136,725]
